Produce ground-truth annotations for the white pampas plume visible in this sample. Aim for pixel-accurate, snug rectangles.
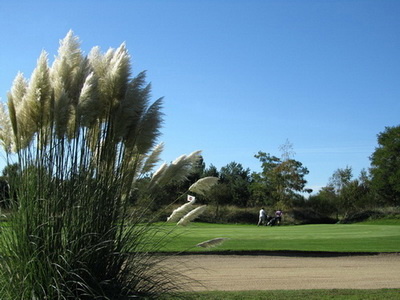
[196,238,229,248]
[189,176,219,196]
[77,72,100,126]
[9,72,27,110]
[150,162,167,185]
[177,205,207,226]
[149,150,202,188]
[141,143,164,175]
[166,198,196,223]
[0,103,15,152]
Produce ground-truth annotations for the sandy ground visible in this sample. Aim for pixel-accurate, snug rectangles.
[164,253,400,291]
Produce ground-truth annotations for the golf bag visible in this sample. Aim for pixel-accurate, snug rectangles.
[267,217,277,226]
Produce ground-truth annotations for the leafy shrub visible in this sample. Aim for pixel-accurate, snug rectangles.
[193,205,258,224]
[339,208,400,224]
[291,208,337,225]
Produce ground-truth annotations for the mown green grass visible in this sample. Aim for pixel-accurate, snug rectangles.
[162,289,400,300]
[158,222,400,253]
[2,220,399,299]
[158,221,400,300]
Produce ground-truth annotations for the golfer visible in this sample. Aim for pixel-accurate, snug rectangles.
[275,209,283,225]
[257,208,267,226]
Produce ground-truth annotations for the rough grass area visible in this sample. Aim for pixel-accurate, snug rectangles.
[357,216,400,225]
[158,222,400,253]
[162,289,400,300]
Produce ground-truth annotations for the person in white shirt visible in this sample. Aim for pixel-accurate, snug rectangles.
[257,208,267,226]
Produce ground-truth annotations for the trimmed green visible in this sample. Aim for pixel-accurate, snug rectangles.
[158,222,400,253]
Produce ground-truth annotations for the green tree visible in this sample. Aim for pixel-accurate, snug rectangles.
[326,167,374,217]
[249,153,279,207]
[307,185,338,219]
[329,166,353,193]
[327,166,353,217]
[370,125,400,206]
[201,162,251,221]
[204,163,219,178]
[251,151,309,208]
[219,162,252,207]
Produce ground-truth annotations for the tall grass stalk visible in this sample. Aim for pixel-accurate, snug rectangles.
[177,206,207,226]
[0,31,196,299]
[167,199,196,223]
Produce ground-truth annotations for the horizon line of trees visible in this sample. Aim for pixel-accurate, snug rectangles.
[1,126,399,220]
[139,125,400,219]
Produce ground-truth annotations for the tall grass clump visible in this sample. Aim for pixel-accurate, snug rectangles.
[0,31,199,299]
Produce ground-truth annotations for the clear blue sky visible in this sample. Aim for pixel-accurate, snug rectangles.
[0,0,399,193]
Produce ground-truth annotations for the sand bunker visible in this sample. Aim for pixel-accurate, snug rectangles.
[164,253,400,291]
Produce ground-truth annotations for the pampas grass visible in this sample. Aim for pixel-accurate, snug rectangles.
[150,150,202,188]
[196,238,229,248]
[189,176,219,196]
[0,103,14,152]
[0,31,195,300]
[177,205,207,226]
[166,198,196,223]
[166,176,217,225]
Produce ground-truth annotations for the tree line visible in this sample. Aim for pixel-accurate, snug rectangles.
[120,126,399,222]
[2,125,399,223]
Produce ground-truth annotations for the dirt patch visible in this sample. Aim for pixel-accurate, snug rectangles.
[164,253,400,291]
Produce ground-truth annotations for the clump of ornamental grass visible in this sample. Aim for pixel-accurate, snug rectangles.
[0,31,206,299]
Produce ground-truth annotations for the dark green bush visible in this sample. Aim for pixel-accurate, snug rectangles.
[290,208,337,224]
[340,210,387,224]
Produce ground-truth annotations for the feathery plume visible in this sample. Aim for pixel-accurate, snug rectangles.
[94,43,131,111]
[166,198,196,223]
[77,72,100,127]
[141,143,164,175]
[88,46,106,84]
[8,72,27,109]
[7,73,28,149]
[186,150,202,161]
[51,30,86,100]
[172,154,186,165]
[114,71,150,143]
[164,150,202,183]
[196,238,229,248]
[108,42,131,97]
[150,162,167,185]
[7,51,52,149]
[0,103,14,152]
[177,205,207,226]
[149,150,202,189]
[53,86,71,138]
[132,97,163,153]
[189,176,219,196]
